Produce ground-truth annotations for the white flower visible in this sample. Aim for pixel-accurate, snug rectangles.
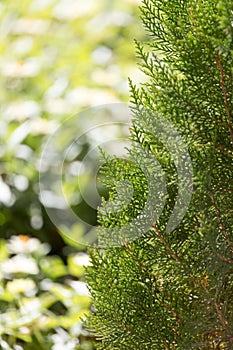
[13,345,24,350]
[30,118,59,135]
[91,68,120,86]
[0,177,15,206]
[3,100,41,121]
[65,87,118,107]
[0,338,11,350]
[87,11,132,31]
[2,59,40,78]
[1,255,39,275]
[6,278,37,296]
[68,281,90,297]
[44,98,71,115]
[12,175,29,192]
[44,77,68,99]
[12,18,50,35]
[11,37,34,55]
[91,46,113,65]
[51,328,79,350]
[72,253,91,267]
[53,0,96,21]
[20,298,41,319]
[7,235,49,255]
[30,0,54,12]
[127,0,141,3]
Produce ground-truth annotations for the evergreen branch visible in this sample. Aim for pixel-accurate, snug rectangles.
[215,52,233,146]
[222,187,233,193]
[213,298,232,338]
[211,193,233,253]
[119,322,132,334]
[216,252,233,264]
[123,240,147,270]
[192,332,228,350]
[128,78,143,108]
[123,239,181,323]
[152,224,184,265]
[155,292,181,323]
[99,313,133,338]
[152,224,208,290]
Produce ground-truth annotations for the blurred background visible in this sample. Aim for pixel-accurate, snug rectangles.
[0,0,144,349]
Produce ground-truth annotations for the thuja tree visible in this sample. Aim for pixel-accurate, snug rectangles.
[86,1,233,349]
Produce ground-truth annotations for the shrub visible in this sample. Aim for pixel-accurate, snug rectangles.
[86,1,233,349]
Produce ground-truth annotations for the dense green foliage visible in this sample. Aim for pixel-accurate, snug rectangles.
[87,0,233,349]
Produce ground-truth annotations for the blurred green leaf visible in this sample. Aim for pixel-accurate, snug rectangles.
[0,240,8,262]
[68,255,85,278]
[39,256,67,279]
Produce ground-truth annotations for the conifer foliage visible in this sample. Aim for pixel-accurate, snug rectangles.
[86,1,233,349]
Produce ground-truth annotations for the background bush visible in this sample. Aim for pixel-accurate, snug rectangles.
[0,0,143,251]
